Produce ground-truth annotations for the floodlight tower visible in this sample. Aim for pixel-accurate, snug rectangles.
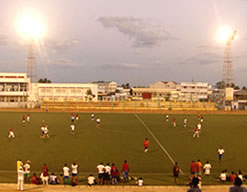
[223,30,237,87]
[26,38,37,83]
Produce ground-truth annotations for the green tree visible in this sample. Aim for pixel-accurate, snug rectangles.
[38,78,52,83]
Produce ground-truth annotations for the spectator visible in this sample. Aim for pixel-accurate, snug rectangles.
[187,177,202,192]
[63,163,70,185]
[190,160,197,175]
[229,177,247,192]
[96,162,105,185]
[111,163,118,185]
[137,177,144,186]
[203,161,212,176]
[104,163,111,185]
[229,171,236,182]
[88,174,96,186]
[49,173,58,184]
[17,166,25,191]
[173,162,180,183]
[238,170,244,181]
[219,170,227,182]
[31,173,39,184]
[42,163,49,185]
[57,173,64,184]
[71,162,79,185]
[196,160,202,176]
[122,160,129,182]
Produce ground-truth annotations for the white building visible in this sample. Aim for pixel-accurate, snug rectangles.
[0,72,98,108]
[0,73,30,107]
[179,82,211,101]
[92,81,117,94]
[149,81,177,89]
[37,83,98,102]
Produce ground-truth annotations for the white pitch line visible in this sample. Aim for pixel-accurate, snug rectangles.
[134,114,184,175]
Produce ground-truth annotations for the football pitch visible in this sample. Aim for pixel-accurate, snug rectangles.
[0,111,247,185]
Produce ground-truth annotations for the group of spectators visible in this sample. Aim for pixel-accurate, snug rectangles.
[219,170,246,182]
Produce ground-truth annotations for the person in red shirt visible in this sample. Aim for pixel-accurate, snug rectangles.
[8,128,15,138]
[193,125,199,138]
[144,138,149,152]
[229,171,236,182]
[42,163,49,185]
[190,160,197,175]
[111,163,118,184]
[22,116,26,125]
[173,118,176,127]
[196,160,202,175]
[27,113,30,122]
[122,160,129,182]
[197,113,201,121]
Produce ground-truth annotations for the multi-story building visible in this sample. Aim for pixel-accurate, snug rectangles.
[0,73,30,107]
[37,83,98,102]
[149,81,177,89]
[92,81,117,94]
[179,82,212,102]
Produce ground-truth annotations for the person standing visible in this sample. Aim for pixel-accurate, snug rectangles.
[218,146,225,161]
[165,114,169,122]
[122,160,129,182]
[193,125,200,138]
[173,162,180,183]
[91,113,95,120]
[26,113,30,122]
[71,162,78,185]
[96,118,101,128]
[190,160,197,175]
[17,166,25,191]
[63,164,70,185]
[104,163,111,185]
[184,118,188,127]
[96,162,105,185]
[111,163,118,185]
[144,138,149,152]
[173,118,176,127]
[42,163,49,185]
[203,161,212,176]
[8,128,15,139]
[17,159,23,171]
[196,160,202,176]
[23,160,31,183]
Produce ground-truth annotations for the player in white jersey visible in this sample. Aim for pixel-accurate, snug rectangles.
[166,114,169,122]
[71,162,79,185]
[197,123,202,132]
[44,126,49,138]
[91,113,95,120]
[218,146,224,161]
[40,126,45,138]
[184,118,188,127]
[104,163,111,185]
[8,128,15,139]
[71,124,76,134]
[97,163,105,185]
[96,118,101,127]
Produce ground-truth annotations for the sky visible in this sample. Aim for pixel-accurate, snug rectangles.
[0,0,247,87]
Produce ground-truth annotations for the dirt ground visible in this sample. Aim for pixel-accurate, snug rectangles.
[0,184,236,192]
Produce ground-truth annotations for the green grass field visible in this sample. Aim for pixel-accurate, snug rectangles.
[0,112,247,185]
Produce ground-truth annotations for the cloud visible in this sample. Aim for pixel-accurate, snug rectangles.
[45,39,79,53]
[0,33,9,46]
[98,16,176,48]
[100,62,141,70]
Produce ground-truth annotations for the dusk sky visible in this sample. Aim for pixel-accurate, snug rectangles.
[0,0,246,86]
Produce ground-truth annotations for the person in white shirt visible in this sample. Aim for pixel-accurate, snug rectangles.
[184,118,188,127]
[17,166,25,191]
[219,170,227,182]
[44,126,49,138]
[71,124,76,134]
[218,146,224,161]
[203,161,212,176]
[23,160,31,183]
[8,128,15,139]
[71,162,79,185]
[88,174,96,186]
[166,114,169,122]
[91,113,95,121]
[137,177,144,186]
[63,164,70,185]
[197,123,202,132]
[96,163,105,184]
[49,173,58,184]
[96,118,101,128]
[40,126,45,138]
[104,163,111,185]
